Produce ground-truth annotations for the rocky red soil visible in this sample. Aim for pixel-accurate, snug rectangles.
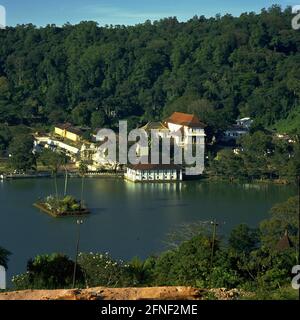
[0,286,245,300]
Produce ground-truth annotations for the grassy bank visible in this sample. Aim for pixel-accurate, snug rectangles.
[203,174,293,185]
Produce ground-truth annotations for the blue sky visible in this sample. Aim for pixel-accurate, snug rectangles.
[0,0,296,27]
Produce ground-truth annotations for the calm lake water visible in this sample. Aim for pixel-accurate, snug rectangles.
[0,177,296,283]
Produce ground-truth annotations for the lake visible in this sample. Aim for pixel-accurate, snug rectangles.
[0,177,296,283]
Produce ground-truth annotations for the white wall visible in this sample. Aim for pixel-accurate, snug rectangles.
[167,123,182,133]
[167,123,206,147]
[35,137,80,155]
[0,265,6,290]
[184,127,205,136]
[53,140,80,154]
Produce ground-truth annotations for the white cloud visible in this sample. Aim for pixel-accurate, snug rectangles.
[79,4,182,24]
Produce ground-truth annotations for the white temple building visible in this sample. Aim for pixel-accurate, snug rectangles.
[164,112,206,146]
[125,164,183,182]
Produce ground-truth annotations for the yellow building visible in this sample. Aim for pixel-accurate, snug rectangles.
[54,123,82,142]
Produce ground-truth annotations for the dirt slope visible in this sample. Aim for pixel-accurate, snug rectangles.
[0,287,244,300]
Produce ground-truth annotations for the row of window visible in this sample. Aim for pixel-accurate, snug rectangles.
[140,175,177,180]
[225,131,246,137]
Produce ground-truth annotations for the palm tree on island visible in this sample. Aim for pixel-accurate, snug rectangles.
[78,160,88,207]
[34,149,89,217]
[39,148,67,200]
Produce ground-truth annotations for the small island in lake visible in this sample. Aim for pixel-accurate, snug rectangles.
[34,195,89,217]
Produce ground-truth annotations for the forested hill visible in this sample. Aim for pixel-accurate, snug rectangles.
[0,5,300,133]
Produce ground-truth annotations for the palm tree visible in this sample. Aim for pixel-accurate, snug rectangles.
[63,165,69,197]
[39,149,67,200]
[78,161,88,207]
[0,246,11,269]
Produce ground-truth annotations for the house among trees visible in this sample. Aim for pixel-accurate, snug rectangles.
[125,164,183,182]
[36,113,207,177]
[34,133,81,161]
[222,117,253,143]
[54,123,83,142]
[236,117,253,129]
[131,113,207,180]
[164,112,206,146]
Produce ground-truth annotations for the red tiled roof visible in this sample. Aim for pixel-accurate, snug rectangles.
[165,112,206,128]
[127,164,182,171]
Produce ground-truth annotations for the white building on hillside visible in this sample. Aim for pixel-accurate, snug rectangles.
[236,117,253,129]
[164,112,206,174]
[164,112,206,146]
[34,135,80,161]
[222,117,253,143]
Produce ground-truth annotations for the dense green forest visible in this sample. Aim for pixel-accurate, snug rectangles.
[0,5,299,133]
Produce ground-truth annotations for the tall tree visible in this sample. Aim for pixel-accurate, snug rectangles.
[0,246,11,269]
[78,161,88,207]
[39,149,67,199]
[8,134,36,172]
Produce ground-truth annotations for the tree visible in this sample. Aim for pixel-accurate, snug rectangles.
[0,77,10,99]
[39,149,67,199]
[239,131,273,179]
[0,246,11,270]
[12,254,84,290]
[0,8,299,133]
[78,161,88,206]
[210,149,245,179]
[286,141,300,181]
[90,110,106,129]
[232,246,296,291]
[71,102,91,126]
[0,125,12,155]
[260,196,299,249]
[77,252,131,288]
[228,224,260,254]
[8,134,36,172]
[153,234,218,287]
